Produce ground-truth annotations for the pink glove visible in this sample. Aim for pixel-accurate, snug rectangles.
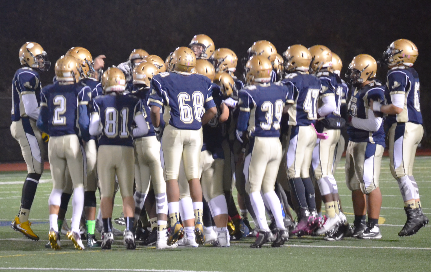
[311,123,329,140]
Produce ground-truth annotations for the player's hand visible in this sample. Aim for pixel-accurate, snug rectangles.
[238,148,246,163]
[42,132,49,143]
[154,126,164,141]
[94,55,106,70]
[223,98,238,108]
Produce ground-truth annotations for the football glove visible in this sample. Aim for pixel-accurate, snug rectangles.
[42,132,50,142]
[154,126,164,141]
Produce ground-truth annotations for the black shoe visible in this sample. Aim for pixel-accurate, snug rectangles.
[87,234,101,248]
[269,218,277,232]
[141,228,157,246]
[250,230,274,248]
[271,228,288,247]
[352,223,367,238]
[231,217,243,240]
[135,227,150,242]
[417,207,429,225]
[325,221,348,241]
[399,207,426,236]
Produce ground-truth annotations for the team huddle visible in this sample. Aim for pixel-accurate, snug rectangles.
[10,34,428,250]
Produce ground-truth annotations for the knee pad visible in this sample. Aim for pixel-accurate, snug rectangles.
[317,177,332,196]
[209,194,228,217]
[328,176,338,194]
[84,191,97,207]
[48,189,63,207]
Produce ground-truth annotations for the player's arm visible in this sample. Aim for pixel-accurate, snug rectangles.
[202,106,217,125]
[218,102,229,123]
[352,91,384,132]
[89,100,102,136]
[148,78,165,128]
[133,100,149,137]
[236,90,251,132]
[376,72,405,115]
[77,86,91,141]
[21,75,41,120]
[317,80,336,117]
[36,88,49,133]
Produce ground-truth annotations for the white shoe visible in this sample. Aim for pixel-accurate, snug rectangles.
[123,230,136,249]
[66,231,85,250]
[177,234,199,247]
[216,228,230,247]
[316,214,340,235]
[204,227,217,244]
[338,212,347,222]
[156,230,178,249]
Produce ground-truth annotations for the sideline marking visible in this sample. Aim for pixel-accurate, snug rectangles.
[285,244,431,250]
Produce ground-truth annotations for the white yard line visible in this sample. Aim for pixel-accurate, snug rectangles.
[0,180,51,185]
[285,244,431,250]
[0,268,218,272]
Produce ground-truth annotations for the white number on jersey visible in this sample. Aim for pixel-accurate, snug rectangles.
[304,89,319,119]
[53,95,66,125]
[104,107,129,138]
[260,99,284,130]
[178,91,205,124]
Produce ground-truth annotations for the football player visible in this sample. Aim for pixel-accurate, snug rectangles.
[189,34,215,60]
[237,56,290,248]
[66,46,103,246]
[130,62,176,249]
[143,55,167,74]
[89,67,148,249]
[308,45,346,235]
[247,40,278,82]
[149,47,217,246]
[378,39,428,236]
[117,49,149,88]
[37,55,91,250]
[345,54,385,239]
[281,45,321,236]
[11,42,50,241]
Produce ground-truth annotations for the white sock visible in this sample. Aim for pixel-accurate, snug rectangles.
[71,186,84,233]
[249,191,269,231]
[264,191,285,230]
[192,201,203,211]
[179,197,194,221]
[49,214,58,232]
[168,201,179,215]
[185,226,195,239]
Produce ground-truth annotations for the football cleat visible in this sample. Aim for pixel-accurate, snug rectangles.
[324,220,350,241]
[398,207,427,236]
[352,223,367,238]
[135,226,150,242]
[250,230,274,248]
[316,214,340,235]
[123,230,136,249]
[241,218,251,238]
[87,234,100,248]
[101,232,114,249]
[215,228,230,247]
[271,228,288,247]
[227,219,235,235]
[66,231,85,250]
[291,217,309,236]
[359,224,382,239]
[194,222,205,245]
[156,230,178,249]
[168,222,184,246]
[141,228,157,246]
[114,214,126,226]
[60,220,70,235]
[11,216,39,241]
[204,227,217,245]
[48,229,61,250]
[178,234,199,248]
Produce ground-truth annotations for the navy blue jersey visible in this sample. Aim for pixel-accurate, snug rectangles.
[231,76,244,100]
[40,82,91,137]
[92,93,142,146]
[385,67,422,127]
[131,86,155,138]
[237,82,290,138]
[317,71,341,119]
[335,75,349,120]
[281,72,322,126]
[148,72,216,130]
[11,68,42,121]
[347,82,386,146]
[202,83,224,155]
[80,77,103,99]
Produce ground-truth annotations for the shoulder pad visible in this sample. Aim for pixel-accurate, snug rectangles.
[159,72,170,77]
[244,85,257,90]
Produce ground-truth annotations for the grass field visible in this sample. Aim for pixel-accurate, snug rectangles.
[0,157,430,272]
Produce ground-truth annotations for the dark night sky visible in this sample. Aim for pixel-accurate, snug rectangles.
[1,0,431,160]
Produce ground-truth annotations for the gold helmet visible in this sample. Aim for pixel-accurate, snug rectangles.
[143,55,166,73]
[210,48,238,73]
[195,59,215,82]
[189,34,215,59]
[272,53,284,72]
[309,45,332,73]
[129,49,149,62]
[214,72,235,97]
[54,55,80,83]
[102,67,127,93]
[133,62,159,87]
[245,56,273,84]
[345,54,377,85]
[330,52,343,75]
[382,39,418,67]
[248,40,277,62]
[283,44,312,72]
[165,52,174,72]
[65,47,94,78]
[19,42,51,71]
[172,47,196,73]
